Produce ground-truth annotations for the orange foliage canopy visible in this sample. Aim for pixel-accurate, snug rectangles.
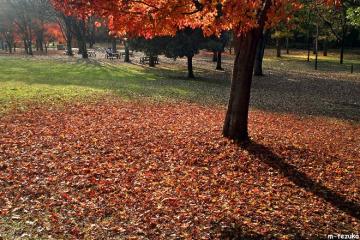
[51,0,339,38]
[50,0,329,38]
[44,23,64,43]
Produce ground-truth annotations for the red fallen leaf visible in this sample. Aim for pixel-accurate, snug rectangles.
[0,101,358,239]
[61,193,72,201]
[51,212,59,223]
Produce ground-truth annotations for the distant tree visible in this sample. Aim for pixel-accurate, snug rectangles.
[347,7,360,27]
[56,13,75,56]
[164,28,205,78]
[202,32,230,70]
[315,0,359,64]
[129,37,171,67]
[0,5,16,53]
[44,23,64,52]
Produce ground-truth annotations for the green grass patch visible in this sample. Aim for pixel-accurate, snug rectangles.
[0,56,230,114]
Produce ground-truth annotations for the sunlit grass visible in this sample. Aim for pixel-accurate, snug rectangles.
[0,56,230,114]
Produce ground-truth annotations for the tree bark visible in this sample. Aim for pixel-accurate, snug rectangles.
[216,51,223,70]
[340,32,345,64]
[0,40,4,50]
[323,39,328,56]
[286,37,289,54]
[276,38,281,58]
[149,54,155,67]
[124,40,130,63]
[112,38,117,53]
[212,51,217,62]
[223,28,262,141]
[187,55,195,78]
[315,23,319,70]
[28,40,33,55]
[7,42,12,54]
[66,37,73,56]
[254,31,267,76]
[23,39,28,54]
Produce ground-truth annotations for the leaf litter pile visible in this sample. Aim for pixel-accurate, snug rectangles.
[0,101,359,239]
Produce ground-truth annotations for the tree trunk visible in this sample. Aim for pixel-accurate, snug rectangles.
[286,37,289,54]
[212,51,217,62]
[276,38,281,58]
[323,39,328,56]
[112,38,117,53]
[223,28,262,141]
[0,40,4,50]
[80,39,88,58]
[306,22,311,62]
[66,37,73,56]
[77,21,88,59]
[254,30,267,76]
[124,40,130,63]
[7,42,12,54]
[23,39,28,54]
[149,54,155,67]
[340,33,345,64]
[187,55,195,78]
[216,51,223,70]
[315,23,319,70]
[39,39,44,52]
[28,40,33,55]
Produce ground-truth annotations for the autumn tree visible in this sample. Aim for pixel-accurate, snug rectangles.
[202,32,230,70]
[53,0,325,141]
[164,28,205,78]
[129,37,171,67]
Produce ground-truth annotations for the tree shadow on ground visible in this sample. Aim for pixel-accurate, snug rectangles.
[241,141,360,221]
[210,220,308,240]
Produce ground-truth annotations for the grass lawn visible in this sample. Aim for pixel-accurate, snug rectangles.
[0,56,230,115]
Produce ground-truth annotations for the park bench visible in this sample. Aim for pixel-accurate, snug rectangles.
[105,49,120,60]
[87,50,96,57]
[119,50,134,58]
[140,56,159,65]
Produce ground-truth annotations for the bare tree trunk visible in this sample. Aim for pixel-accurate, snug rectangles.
[187,55,195,78]
[0,40,4,50]
[223,29,262,141]
[216,51,223,70]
